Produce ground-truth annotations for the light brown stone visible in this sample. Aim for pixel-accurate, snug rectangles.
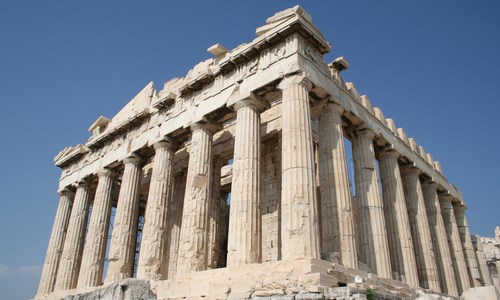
[454,204,482,287]
[39,6,477,300]
[471,234,493,286]
[37,189,74,296]
[278,75,320,260]
[351,128,392,279]
[400,166,440,292]
[105,156,142,283]
[227,96,264,266]
[77,169,115,288]
[318,102,357,268]
[55,182,91,291]
[166,171,186,278]
[378,150,419,287]
[176,122,217,273]
[137,140,176,280]
[439,195,471,294]
[422,182,459,296]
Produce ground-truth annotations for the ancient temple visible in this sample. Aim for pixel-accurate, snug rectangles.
[36,6,497,300]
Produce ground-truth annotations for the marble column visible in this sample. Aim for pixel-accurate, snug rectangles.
[105,156,142,283]
[400,167,440,292]
[422,182,458,296]
[37,189,74,295]
[454,205,481,287]
[278,75,320,259]
[137,140,176,280]
[351,127,392,279]
[378,150,419,286]
[77,169,115,288]
[54,182,91,291]
[166,172,186,279]
[317,102,357,268]
[440,195,471,294]
[471,234,493,286]
[227,96,264,266]
[176,122,216,274]
[207,159,224,269]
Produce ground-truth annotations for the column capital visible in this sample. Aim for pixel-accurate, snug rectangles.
[74,179,90,189]
[122,155,141,166]
[313,101,344,117]
[378,149,401,160]
[97,168,115,179]
[190,120,221,134]
[324,101,344,114]
[421,180,438,189]
[228,91,267,112]
[453,204,467,214]
[153,137,178,151]
[277,74,313,91]
[233,97,267,112]
[400,165,421,176]
[57,187,74,197]
[356,126,376,140]
[438,193,454,203]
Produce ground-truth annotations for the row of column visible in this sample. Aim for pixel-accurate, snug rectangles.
[347,127,481,296]
[38,74,482,297]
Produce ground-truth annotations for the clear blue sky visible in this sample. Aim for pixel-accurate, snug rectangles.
[1,1,499,299]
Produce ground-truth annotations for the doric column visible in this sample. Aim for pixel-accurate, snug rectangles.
[77,169,115,288]
[207,158,223,269]
[471,234,493,286]
[422,182,459,296]
[176,121,217,274]
[227,95,264,266]
[137,140,176,280]
[105,155,142,283]
[440,195,471,294]
[400,167,440,292]
[317,102,357,268]
[166,171,186,279]
[351,127,391,278]
[378,150,419,286]
[54,182,91,291]
[278,75,320,259]
[454,204,481,287]
[37,189,74,296]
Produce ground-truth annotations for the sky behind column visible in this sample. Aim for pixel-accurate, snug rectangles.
[0,1,499,299]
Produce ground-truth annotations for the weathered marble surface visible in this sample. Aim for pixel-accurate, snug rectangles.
[38,5,481,300]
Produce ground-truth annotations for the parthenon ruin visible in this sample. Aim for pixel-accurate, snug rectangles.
[36,6,499,300]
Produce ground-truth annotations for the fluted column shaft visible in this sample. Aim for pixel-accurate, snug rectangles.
[454,205,481,287]
[318,102,357,268]
[137,141,176,280]
[166,172,186,279]
[278,75,320,259]
[400,167,440,292]
[105,156,142,283]
[378,151,419,286]
[37,189,74,296]
[77,169,115,288]
[422,182,459,296]
[440,197,471,294]
[176,122,216,273]
[55,183,91,291]
[207,159,223,269]
[227,98,263,266]
[472,234,493,286]
[351,128,391,278]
